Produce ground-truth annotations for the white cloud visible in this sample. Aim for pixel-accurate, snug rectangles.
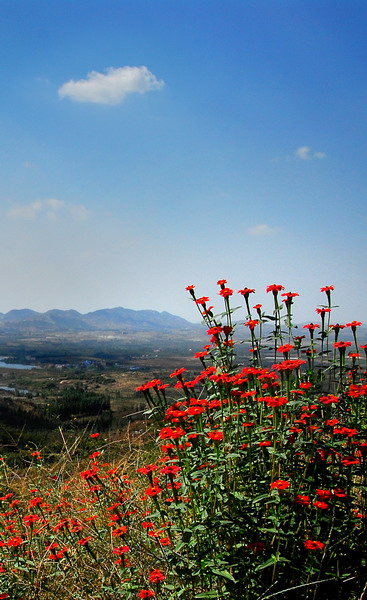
[247,224,276,236]
[58,66,164,105]
[295,146,327,160]
[295,146,312,160]
[7,199,89,221]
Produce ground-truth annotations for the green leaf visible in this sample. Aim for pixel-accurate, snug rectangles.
[195,592,221,598]
[211,568,237,582]
[252,493,271,503]
[255,555,279,571]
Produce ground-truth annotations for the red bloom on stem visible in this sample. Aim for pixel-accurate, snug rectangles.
[112,525,128,537]
[272,360,306,372]
[303,323,320,331]
[77,537,92,546]
[316,489,332,500]
[294,494,310,506]
[315,308,331,315]
[304,539,325,550]
[333,341,352,349]
[321,286,334,293]
[265,396,288,407]
[90,432,100,438]
[245,319,259,331]
[137,464,158,475]
[169,367,186,378]
[219,287,233,298]
[113,545,130,554]
[281,292,299,306]
[270,479,290,490]
[159,537,171,546]
[318,394,339,405]
[149,568,165,583]
[217,279,227,285]
[346,321,362,328]
[159,426,186,440]
[185,285,195,291]
[138,591,155,599]
[313,501,329,510]
[277,344,294,354]
[207,431,223,441]
[196,297,210,306]
[266,284,285,294]
[238,288,255,297]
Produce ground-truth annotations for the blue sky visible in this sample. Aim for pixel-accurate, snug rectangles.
[1,0,367,324]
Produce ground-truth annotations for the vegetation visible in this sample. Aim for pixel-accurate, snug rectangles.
[0,282,366,599]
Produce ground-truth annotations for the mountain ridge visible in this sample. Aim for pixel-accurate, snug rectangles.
[0,306,196,333]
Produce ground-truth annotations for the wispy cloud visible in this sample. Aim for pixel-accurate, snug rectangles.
[7,199,89,221]
[58,66,164,105]
[295,146,327,160]
[247,224,277,236]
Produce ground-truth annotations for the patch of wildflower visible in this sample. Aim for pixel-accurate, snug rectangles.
[0,281,366,600]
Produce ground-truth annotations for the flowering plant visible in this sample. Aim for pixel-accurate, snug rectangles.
[0,281,366,600]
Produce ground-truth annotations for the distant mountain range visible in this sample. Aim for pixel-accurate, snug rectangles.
[0,307,197,334]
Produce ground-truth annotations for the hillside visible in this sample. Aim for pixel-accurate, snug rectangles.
[0,306,197,334]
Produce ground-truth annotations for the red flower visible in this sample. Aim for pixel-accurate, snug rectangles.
[90,432,100,438]
[77,537,92,546]
[304,539,325,550]
[238,287,255,297]
[138,591,155,599]
[315,490,332,501]
[318,394,339,405]
[196,296,210,305]
[185,285,195,290]
[346,321,362,328]
[281,292,299,306]
[137,464,158,475]
[270,479,289,490]
[313,501,329,510]
[207,431,223,441]
[169,367,186,378]
[272,360,306,372]
[315,308,331,315]
[217,279,227,285]
[264,396,288,408]
[266,284,285,294]
[320,286,334,293]
[245,319,259,331]
[159,427,186,440]
[333,341,352,349]
[149,568,165,583]
[294,494,310,506]
[7,536,24,547]
[330,323,344,331]
[303,323,320,331]
[112,525,128,537]
[219,287,233,298]
[113,545,130,554]
[159,537,171,546]
[277,344,294,354]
